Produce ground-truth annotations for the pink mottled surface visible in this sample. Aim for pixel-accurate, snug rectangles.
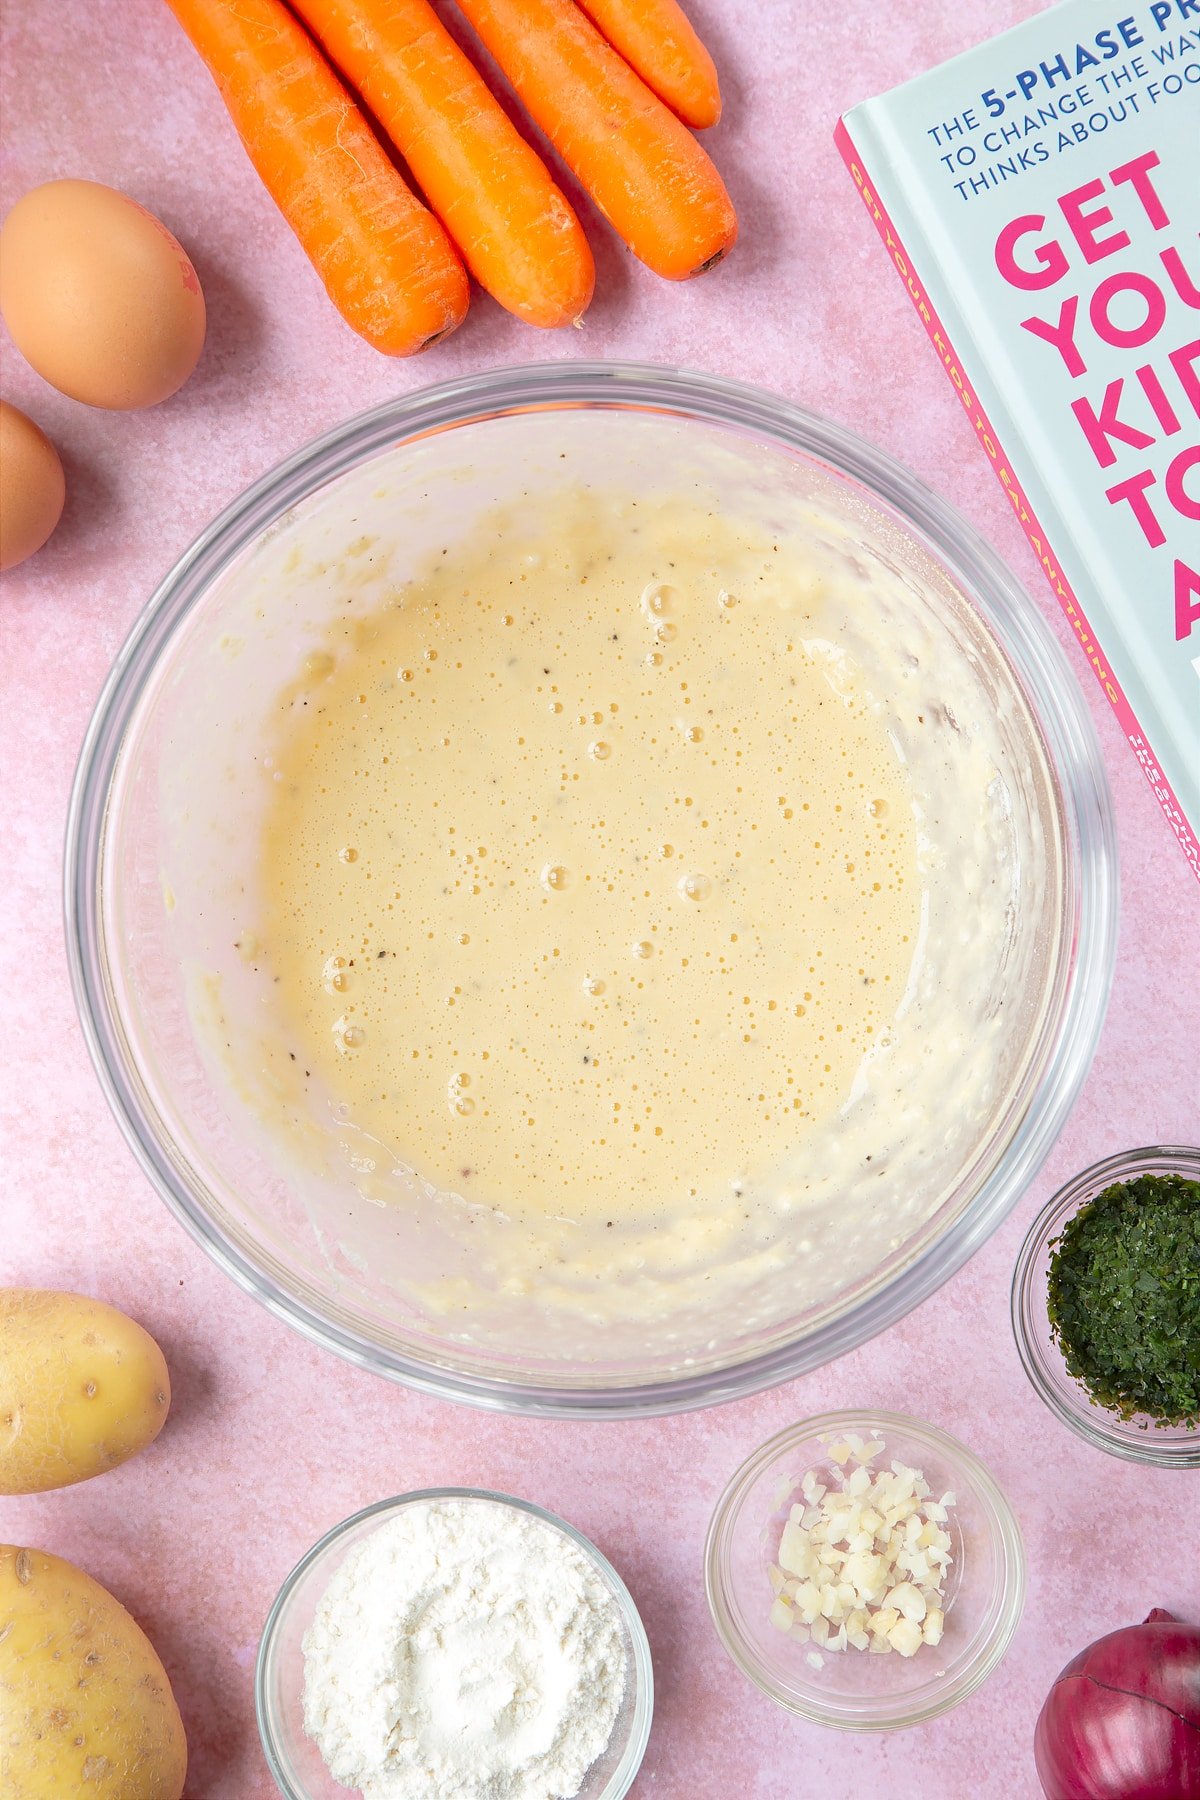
[2,2,1198,1796]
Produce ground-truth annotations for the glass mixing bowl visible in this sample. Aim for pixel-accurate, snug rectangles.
[65,362,1117,1416]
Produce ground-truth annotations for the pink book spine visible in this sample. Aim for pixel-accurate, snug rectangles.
[834,117,1200,883]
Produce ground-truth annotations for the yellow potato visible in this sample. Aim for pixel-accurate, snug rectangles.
[0,1545,187,1799]
[0,1291,170,1495]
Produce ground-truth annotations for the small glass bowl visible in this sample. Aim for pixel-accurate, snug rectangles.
[704,1411,1025,1730]
[1011,1145,1200,1468]
[256,1489,653,1799]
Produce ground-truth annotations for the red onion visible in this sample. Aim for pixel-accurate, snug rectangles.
[1035,1610,1200,1799]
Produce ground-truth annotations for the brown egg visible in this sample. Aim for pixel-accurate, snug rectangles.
[0,400,66,571]
[0,179,206,410]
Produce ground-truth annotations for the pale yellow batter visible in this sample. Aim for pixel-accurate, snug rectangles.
[258,487,919,1227]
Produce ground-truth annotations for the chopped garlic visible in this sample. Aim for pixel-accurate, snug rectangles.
[884,1583,927,1622]
[793,1579,823,1623]
[887,1616,925,1658]
[766,1434,956,1659]
[843,1549,886,1598]
[778,1520,815,1579]
[771,1473,797,1511]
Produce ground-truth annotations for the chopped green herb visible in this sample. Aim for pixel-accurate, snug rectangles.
[1046,1172,1200,1429]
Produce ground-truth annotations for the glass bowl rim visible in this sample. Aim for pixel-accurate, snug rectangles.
[703,1407,1026,1730]
[255,1485,654,1800]
[1010,1143,1200,1468]
[64,358,1118,1418]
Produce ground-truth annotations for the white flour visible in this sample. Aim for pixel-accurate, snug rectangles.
[301,1497,629,1800]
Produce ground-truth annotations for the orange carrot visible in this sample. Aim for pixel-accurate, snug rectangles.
[162,0,469,354]
[291,0,594,327]
[455,0,736,280]
[574,0,721,129]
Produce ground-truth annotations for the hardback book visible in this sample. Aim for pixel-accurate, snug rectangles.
[837,0,1200,878]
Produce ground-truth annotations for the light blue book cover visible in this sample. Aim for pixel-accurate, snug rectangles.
[837,0,1200,879]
